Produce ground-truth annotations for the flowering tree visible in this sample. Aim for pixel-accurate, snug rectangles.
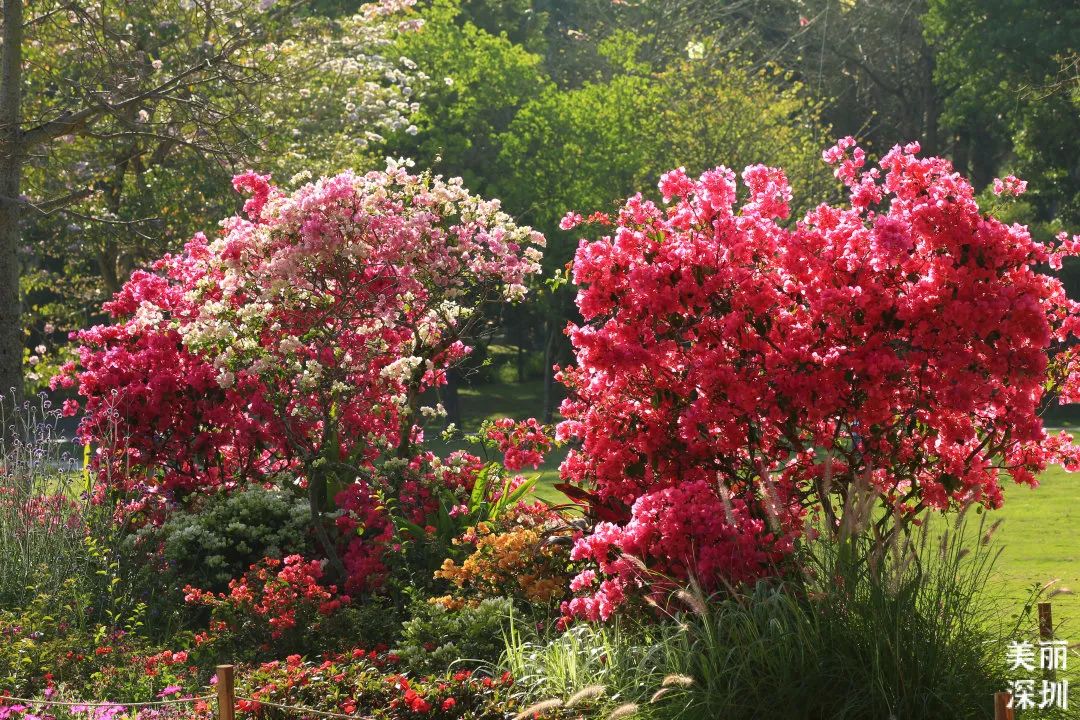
[60,161,544,589]
[556,139,1080,619]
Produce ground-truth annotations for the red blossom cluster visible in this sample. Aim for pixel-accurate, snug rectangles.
[235,650,516,719]
[184,555,350,639]
[483,418,553,471]
[557,139,1080,618]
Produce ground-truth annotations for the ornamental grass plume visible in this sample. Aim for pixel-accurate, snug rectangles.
[606,703,639,719]
[513,698,562,719]
[565,685,606,706]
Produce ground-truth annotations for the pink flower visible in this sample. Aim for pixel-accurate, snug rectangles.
[559,212,584,230]
[992,174,1028,196]
[64,162,546,589]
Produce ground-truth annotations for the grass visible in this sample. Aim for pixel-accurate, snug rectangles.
[989,464,1080,627]
[501,516,1029,720]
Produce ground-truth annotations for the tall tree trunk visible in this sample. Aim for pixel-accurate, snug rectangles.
[0,0,24,407]
[541,318,557,423]
[921,50,940,156]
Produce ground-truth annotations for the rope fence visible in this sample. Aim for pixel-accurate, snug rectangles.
[234,697,376,720]
[0,695,216,708]
[0,663,378,720]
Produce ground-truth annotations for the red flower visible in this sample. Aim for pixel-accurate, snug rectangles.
[558,140,1080,617]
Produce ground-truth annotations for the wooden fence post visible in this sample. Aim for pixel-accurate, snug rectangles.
[1038,601,1054,640]
[216,664,235,720]
[1039,601,1056,682]
[994,691,1014,720]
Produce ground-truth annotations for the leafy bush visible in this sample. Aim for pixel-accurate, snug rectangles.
[183,555,351,658]
[395,597,514,674]
[146,485,313,592]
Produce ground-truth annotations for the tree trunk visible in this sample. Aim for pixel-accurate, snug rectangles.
[541,318,557,423]
[0,0,24,406]
[443,366,462,428]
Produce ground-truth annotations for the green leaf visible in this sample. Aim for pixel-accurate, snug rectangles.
[469,462,496,510]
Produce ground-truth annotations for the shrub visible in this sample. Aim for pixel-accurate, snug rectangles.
[234,650,518,719]
[434,520,571,607]
[557,140,1080,616]
[395,597,514,674]
[59,161,545,593]
[142,485,313,592]
[183,555,351,657]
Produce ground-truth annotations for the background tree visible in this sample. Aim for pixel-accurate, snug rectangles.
[3,0,421,397]
[499,34,832,418]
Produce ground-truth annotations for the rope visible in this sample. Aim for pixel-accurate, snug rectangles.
[236,696,376,720]
[0,694,216,708]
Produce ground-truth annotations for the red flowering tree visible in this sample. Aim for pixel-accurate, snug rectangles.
[58,160,545,590]
[556,139,1080,619]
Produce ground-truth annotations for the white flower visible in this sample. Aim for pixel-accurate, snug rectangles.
[380,355,422,383]
[279,336,303,354]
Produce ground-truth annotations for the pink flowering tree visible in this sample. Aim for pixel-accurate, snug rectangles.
[58,161,545,590]
[556,139,1080,620]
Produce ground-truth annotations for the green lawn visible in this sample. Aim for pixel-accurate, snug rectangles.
[450,380,1080,629]
[988,464,1080,629]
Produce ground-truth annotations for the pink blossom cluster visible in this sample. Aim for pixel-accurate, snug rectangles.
[992,174,1028,196]
[58,163,544,588]
[483,418,553,471]
[557,139,1080,617]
